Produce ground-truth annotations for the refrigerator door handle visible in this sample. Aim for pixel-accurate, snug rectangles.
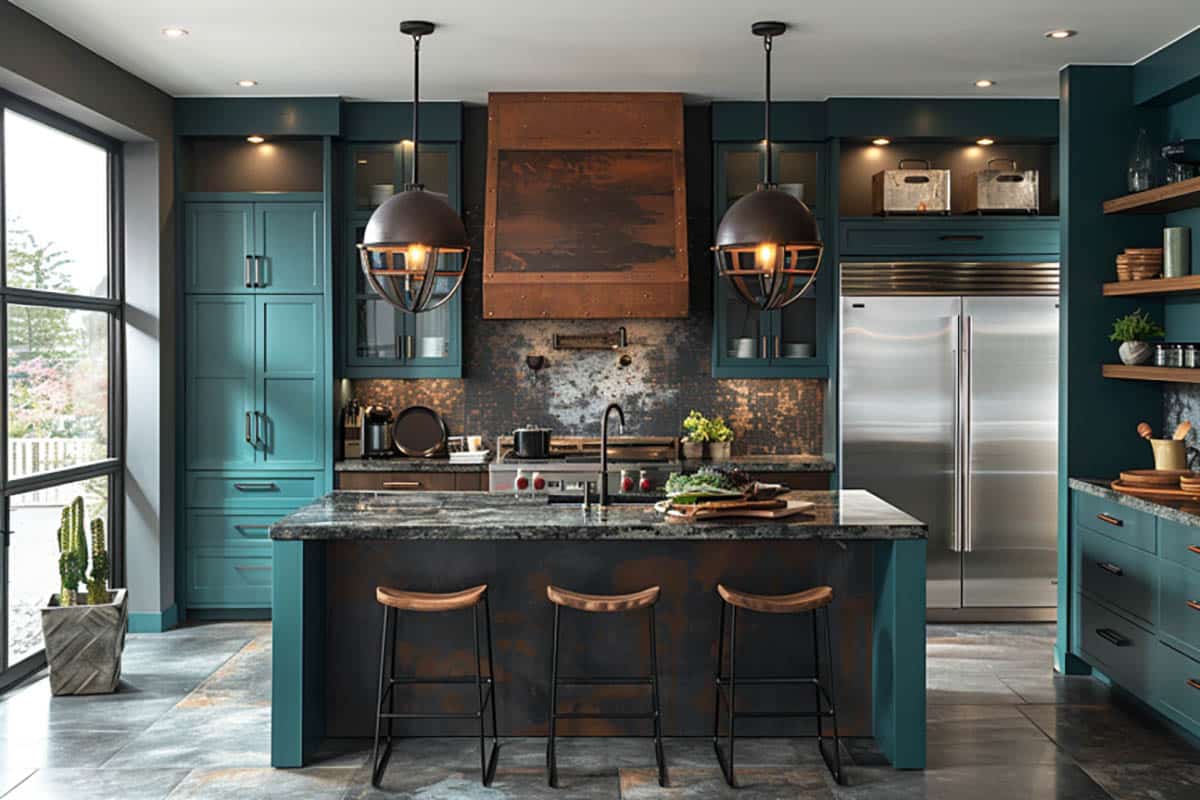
[963,314,974,553]
[952,313,963,553]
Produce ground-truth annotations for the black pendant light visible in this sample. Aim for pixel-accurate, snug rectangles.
[713,22,823,311]
[358,20,469,314]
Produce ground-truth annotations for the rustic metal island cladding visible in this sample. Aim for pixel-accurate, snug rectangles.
[483,93,689,319]
[269,490,928,772]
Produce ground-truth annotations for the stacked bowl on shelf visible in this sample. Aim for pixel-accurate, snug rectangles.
[1116,247,1164,281]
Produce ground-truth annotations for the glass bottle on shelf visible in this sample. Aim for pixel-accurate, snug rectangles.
[1128,129,1154,193]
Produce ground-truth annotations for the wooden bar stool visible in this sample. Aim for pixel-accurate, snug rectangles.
[371,584,499,788]
[712,583,844,786]
[545,584,668,789]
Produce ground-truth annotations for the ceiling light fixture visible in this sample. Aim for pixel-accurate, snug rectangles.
[974,79,995,88]
[161,26,189,38]
[357,21,469,314]
[976,137,995,146]
[712,21,823,312]
[1044,29,1077,39]
[246,135,265,144]
[236,80,258,88]
[872,138,891,146]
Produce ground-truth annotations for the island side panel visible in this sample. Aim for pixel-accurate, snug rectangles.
[872,538,927,769]
[322,539,875,738]
[271,539,326,768]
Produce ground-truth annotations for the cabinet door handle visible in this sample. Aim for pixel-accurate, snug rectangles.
[1096,513,1124,527]
[1189,545,1200,555]
[382,480,421,489]
[774,335,781,358]
[244,256,253,288]
[406,335,414,360]
[1188,679,1200,691]
[760,335,768,359]
[254,411,264,445]
[1096,561,1124,576]
[1187,600,1200,612]
[233,482,278,491]
[1095,628,1131,647]
[253,256,263,288]
[245,412,252,444]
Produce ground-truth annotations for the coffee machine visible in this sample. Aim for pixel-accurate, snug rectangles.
[363,406,394,457]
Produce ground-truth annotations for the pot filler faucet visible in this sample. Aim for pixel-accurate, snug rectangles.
[598,402,626,508]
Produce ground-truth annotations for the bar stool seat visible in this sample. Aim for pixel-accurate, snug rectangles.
[546,584,660,612]
[376,584,488,612]
[545,584,668,788]
[716,584,832,614]
[370,583,499,789]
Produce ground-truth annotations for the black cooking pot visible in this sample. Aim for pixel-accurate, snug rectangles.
[513,425,552,459]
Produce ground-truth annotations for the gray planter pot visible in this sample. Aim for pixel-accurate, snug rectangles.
[1118,341,1154,366]
[707,441,732,461]
[40,588,127,696]
[681,440,704,460]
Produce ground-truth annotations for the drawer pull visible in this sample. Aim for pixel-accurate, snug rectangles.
[1095,628,1132,647]
[939,234,984,242]
[1096,513,1124,527]
[234,483,278,491]
[1189,679,1200,691]
[382,481,421,489]
[234,525,271,533]
[1187,600,1200,612]
[1096,561,1124,576]
[1189,545,1200,555]
[234,564,272,571]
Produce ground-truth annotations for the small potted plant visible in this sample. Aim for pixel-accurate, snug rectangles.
[1110,308,1165,366]
[40,497,127,695]
[706,416,734,461]
[681,410,708,459]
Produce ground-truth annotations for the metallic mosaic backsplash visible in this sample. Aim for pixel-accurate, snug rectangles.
[1164,385,1200,469]
[350,106,825,456]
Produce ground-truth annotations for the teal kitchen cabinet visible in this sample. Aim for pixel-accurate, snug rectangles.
[184,198,323,294]
[839,217,1061,258]
[712,142,831,378]
[185,295,257,471]
[258,296,326,469]
[342,142,462,378]
[1066,487,1200,739]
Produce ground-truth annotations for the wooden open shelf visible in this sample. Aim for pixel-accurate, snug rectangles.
[1102,275,1200,296]
[1103,175,1200,215]
[1103,364,1200,383]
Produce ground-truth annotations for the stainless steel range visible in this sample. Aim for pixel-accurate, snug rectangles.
[488,434,678,498]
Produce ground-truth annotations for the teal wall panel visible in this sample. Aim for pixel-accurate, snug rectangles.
[176,97,341,136]
[340,101,462,141]
[1134,28,1200,107]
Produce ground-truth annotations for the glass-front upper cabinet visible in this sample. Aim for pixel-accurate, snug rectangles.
[344,142,462,377]
[712,141,829,378]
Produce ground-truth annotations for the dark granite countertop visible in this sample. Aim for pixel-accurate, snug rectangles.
[335,457,490,473]
[1069,477,1200,527]
[681,455,836,473]
[270,490,925,542]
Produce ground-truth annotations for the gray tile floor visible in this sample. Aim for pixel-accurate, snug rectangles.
[0,622,1195,798]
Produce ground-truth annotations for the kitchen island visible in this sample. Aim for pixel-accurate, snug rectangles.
[270,490,927,771]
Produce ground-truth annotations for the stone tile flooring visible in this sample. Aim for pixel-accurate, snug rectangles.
[0,622,1195,798]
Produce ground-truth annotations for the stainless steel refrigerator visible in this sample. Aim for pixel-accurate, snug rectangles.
[839,261,1059,617]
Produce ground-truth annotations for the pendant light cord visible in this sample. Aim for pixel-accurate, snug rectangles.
[763,33,772,186]
[411,32,422,188]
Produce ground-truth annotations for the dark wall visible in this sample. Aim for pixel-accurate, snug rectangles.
[353,106,825,454]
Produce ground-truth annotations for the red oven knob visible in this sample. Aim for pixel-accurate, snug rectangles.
[532,473,546,491]
[639,476,652,492]
[620,470,634,492]
[515,474,529,491]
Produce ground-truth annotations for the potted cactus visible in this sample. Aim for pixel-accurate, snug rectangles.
[39,496,127,695]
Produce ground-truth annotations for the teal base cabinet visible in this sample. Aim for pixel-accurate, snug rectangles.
[183,193,331,614]
[1067,487,1200,740]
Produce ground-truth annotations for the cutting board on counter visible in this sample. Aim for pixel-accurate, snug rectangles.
[667,498,816,521]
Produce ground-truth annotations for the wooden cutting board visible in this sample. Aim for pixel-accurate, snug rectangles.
[1111,480,1200,501]
[669,500,816,521]
[1119,469,1192,487]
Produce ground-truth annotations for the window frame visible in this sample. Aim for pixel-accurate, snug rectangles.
[0,90,125,689]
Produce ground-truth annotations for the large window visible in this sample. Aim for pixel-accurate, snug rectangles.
[0,98,123,687]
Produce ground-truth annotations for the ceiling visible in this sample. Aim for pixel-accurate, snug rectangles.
[13,1,1198,102]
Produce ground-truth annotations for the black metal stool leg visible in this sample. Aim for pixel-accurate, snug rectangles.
[370,605,394,788]
[812,608,825,744]
[546,604,561,787]
[482,593,500,785]
[648,605,668,787]
[819,605,845,785]
[712,597,726,749]
[713,604,738,788]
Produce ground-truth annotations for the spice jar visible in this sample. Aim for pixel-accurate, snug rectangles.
[1156,343,1170,366]
[1169,343,1185,367]
[1188,344,1200,369]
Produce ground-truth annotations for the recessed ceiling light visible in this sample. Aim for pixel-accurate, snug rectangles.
[246,135,265,144]
[872,138,891,146]
[976,137,995,146]
[1045,29,1077,39]
[161,26,188,39]
[974,79,995,88]
[357,159,368,165]
[236,80,258,88]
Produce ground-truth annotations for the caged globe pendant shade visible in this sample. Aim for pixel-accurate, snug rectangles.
[357,21,470,314]
[713,22,824,311]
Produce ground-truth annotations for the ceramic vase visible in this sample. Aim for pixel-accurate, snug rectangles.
[1118,341,1153,366]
